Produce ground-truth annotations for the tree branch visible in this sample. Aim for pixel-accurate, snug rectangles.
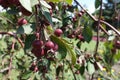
[0,32,24,48]
[95,0,103,56]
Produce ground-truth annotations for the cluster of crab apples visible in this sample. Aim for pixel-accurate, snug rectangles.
[0,0,31,16]
[31,29,63,58]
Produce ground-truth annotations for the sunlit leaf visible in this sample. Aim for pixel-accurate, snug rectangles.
[19,0,32,12]
[16,24,35,34]
[40,0,51,9]
[87,61,95,75]
[50,35,67,59]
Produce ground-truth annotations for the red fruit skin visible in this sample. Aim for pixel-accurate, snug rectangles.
[54,29,63,37]
[45,41,54,50]
[0,0,10,8]
[72,17,77,22]
[53,43,58,51]
[31,48,45,57]
[114,40,120,49]
[20,6,32,16]
[77,35,85,42]
[32,40,43,49]
[81,10,85,14]
[34,66,38,72]
[18,18,28,26]
[67,34,75,38]
[49,9,53,16]
[78,12,82,17]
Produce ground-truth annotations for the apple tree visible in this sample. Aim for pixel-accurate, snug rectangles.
[0,0,120,80]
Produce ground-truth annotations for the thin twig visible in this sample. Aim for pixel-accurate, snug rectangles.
[62,60,64,80]
[0,31,24,47]
[8,40,15,75]
[100,20,120,36]
[0,67,15,73]
[99,24,109,35]
[67,61,77,80]
[94,0,103,56]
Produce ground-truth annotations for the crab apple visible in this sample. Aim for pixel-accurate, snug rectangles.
[114,40,120,49]
[19,6,32,16]
[72,17,77,22]
[75,70,80,74]
[31,48,45,57]
[0,0,10,8]
[34,66,39,72]
[49,9,53,15]
[81,10,85,14]
[67,34,75,38]
[78,12,82,17]
[31,62,37,67]
[32,40,43,49]
[77,35,85,42]
[111,48,116,54]
[53,43,58,51]
[45,41,54,50]
[17,18,28,26]
[54,28,63,37]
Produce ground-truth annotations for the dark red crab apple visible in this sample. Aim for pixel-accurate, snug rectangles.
[45,41,54,50]
[32,40,43,49]
[31,48,45,57]
[114,40,120,49]
[53,43,58,51]
[54,29,63,37]
[77,35,85,42]
[17,18,28,26]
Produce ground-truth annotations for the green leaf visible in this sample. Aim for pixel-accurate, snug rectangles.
[19,0,32,12]
[79,66,85,75]
[82,27,93,43]
[61,38,77,65]
[0,38,7,51]
[87,61,95,75]
[21,71,34,79]
[9,69,19,80]
[50,35,67,59]
[16,23,35,34]
[7,9,19,15]
[15,49,25,59]
[95,0,101,9]
[43,11,53,25]
[66,0,73,5]
[24,34,35,51]
[40,0,51,9]
[65,44,76,65]
[30,0,39,7]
